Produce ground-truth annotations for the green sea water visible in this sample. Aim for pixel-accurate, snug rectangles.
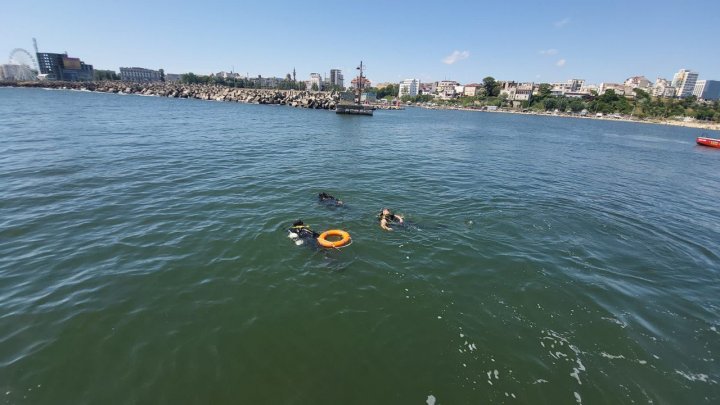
[1,87,719,404]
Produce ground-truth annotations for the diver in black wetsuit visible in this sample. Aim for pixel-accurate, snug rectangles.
[318,192,344,206]
[378,208,404,231]
[288,220,320,245]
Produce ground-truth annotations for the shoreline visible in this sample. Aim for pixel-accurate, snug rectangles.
[415,105,720,133]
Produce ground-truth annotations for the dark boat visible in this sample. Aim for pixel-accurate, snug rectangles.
[336,61,373,116]
[696,136,720,148]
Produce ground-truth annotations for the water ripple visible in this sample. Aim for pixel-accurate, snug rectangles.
[1,88,719,403]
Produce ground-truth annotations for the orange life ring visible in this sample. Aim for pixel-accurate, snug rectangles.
[317,229,351,248]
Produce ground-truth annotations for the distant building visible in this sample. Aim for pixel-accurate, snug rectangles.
[598,82,626,95]
[695,80,720,100]
[308,73,323,90]
[671,69,699,98]
[500,81,518,99]
[514,83,534,101]
[361,92,377,102]
[580,83,598,94]
[350,76,371,89]
[330,69,344,88]
[398,78,420,97]
[551,79,585,96]
[435,80,459,98]
[0,64,37,81]
[624,76,652,89]
[499,82,534,105]
[214,71,243,80]
[249,76,282,88]
[120,67,162,82]
[652,78,675,98]
[693,80,707,98]
[463,83,482,97]
[36,52,93,81]
[419,82,436,94]
[165,73,181,82]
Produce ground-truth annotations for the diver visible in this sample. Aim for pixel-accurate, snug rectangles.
[288,220,319,245]
[378,208,404,231]
[318,192,344,207]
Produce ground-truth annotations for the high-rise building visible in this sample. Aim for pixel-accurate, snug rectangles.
[693,80,707,98]
[696,80,720,100]
[329,69,344,89]
[671,69,699,98]
[36,52,93,81]
[398,79,420,97]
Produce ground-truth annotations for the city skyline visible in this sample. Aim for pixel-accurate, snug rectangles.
[2,0,720,84]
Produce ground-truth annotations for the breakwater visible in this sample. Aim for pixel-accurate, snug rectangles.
[0,80,341,110]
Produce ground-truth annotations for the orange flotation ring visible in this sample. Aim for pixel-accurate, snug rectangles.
[317,229,351,248]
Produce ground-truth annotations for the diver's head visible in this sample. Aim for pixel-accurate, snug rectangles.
[382,208,391,215]
[293,220,304,227]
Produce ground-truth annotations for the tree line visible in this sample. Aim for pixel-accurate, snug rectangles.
[179,72,306,90]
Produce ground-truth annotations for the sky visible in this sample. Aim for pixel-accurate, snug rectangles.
[2,0,719,85]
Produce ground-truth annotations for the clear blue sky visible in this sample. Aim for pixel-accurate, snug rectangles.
[2,0,719,85]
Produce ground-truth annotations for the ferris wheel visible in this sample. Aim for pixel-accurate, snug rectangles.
[9,48,38,70]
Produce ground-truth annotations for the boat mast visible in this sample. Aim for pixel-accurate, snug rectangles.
[356,61,364,104]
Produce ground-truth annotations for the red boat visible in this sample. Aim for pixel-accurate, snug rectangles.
[696,136,720,148]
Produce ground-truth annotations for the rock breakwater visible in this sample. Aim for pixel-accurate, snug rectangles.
[1,81,341,110]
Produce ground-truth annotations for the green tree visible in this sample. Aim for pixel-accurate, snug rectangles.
[483,77,498,97]
[598,89,620,104]
[180,72,199,84]
[544,97,557,111]
[538,83,552,99]
[569,99,585,112]
[311,83,319,91]
[93,70,119,81]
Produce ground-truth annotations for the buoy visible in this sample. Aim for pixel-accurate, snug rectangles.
[317,229,351,248]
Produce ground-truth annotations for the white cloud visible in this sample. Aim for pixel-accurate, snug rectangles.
[554,17,570,28]
[539,49,559,56]
[556,59,566,67]
[442,50,470,65]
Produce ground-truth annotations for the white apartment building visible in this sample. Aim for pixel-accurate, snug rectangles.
[693,80,706,98]
[514,83,534,101]
[398,78,420,97]
[598,82,626,95]
[652,78,675,97]
[435,80,459,98]
[624,76,652,89]
[550,79,585,96]
[672,69,699,98]
[463,83,482,97]
[308,73,323,90]
[500,82,534,103]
